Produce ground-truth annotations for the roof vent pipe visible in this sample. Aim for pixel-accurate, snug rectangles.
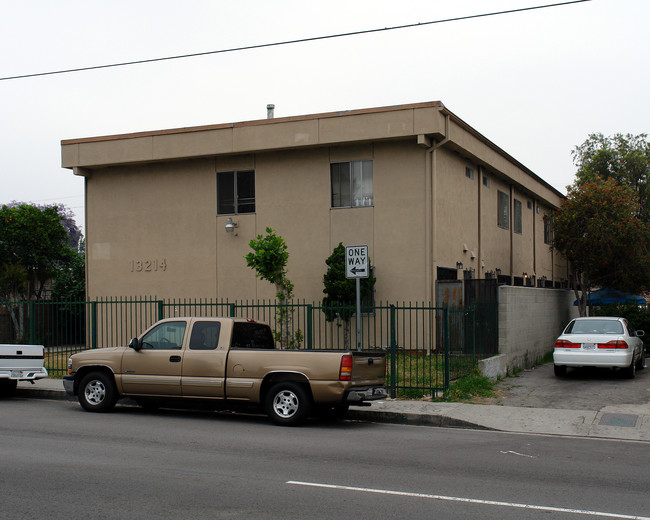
[267,104,275,119]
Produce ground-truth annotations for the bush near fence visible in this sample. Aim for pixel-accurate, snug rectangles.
[1,298,493,396]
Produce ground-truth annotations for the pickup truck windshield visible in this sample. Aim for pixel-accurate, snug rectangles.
[231,322,275,349]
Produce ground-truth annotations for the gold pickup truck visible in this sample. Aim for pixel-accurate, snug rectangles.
[63,317,387,425]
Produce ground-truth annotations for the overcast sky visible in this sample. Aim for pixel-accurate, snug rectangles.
[1,0,648,233]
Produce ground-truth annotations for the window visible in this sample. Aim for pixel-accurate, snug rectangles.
[483,174,490,187]
[497,190,509,229]
[465,167,474,180]
[331,160,373,208]
[514,199,522,234]
[189,321,221,350]
[544,215,553,245]
[217,170,255,214]
[231,323,276,349]
[140,321,186,350]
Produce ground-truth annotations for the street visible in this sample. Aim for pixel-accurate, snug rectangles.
[1,398,649,519]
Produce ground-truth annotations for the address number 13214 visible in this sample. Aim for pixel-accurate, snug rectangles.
[129,259,167,272]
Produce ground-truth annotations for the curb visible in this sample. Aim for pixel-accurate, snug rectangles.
[14,388,73,401]
[14,387,490,430]
[347,409,494,430]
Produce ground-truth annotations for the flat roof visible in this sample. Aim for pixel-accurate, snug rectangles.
[61,100,564,201]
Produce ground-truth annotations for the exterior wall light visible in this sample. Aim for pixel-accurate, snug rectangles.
[456,262,463,270]
[225,217,238,233]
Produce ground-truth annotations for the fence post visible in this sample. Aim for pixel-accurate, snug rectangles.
[229,303,236,317]
[28,301,36,344]
[91,302,97,349]
[157,300,164,321]
[306,304,313,350]
[444,307,450,391]
[471,304,476,364]
[390,304,397,398]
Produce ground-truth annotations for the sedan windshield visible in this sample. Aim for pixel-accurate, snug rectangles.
[565,320,624,335]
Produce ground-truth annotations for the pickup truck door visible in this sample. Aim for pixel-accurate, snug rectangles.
[181,320,226,398]
[120,321,186,396]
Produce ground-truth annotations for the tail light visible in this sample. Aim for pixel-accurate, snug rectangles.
[339,355,352,381]
[555,339,580,348]
[598,340,629,349]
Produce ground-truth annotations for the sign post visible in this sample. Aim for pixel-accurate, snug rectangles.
[345,245,369,351]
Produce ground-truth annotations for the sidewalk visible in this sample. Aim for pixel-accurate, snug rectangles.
[16,378,650,441]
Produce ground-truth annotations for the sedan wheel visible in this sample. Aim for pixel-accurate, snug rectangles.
[553,365,567,377]
[635,350,645,370]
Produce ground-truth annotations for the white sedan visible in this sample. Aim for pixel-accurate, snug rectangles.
[553,316,646,378]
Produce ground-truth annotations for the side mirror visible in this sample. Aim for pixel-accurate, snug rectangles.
[128,337,142,351]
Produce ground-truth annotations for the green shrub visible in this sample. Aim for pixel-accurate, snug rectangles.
[437,369,496,402]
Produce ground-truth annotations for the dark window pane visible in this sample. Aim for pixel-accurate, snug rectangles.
[331,162,351,208]
[237,171,255,214]
[217,172,235,214]
[544,216,553,244]
[498,190,509,229]
[231,323,275,349]
[514,199,522,234]
[189,321,221,350]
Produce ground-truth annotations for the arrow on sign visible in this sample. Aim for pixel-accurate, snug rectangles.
[350,266,367,275]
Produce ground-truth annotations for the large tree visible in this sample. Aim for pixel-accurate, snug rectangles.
[322,243,376,348]
[551,176,650,316]
[0,203,82,340]
[572,133,650,221]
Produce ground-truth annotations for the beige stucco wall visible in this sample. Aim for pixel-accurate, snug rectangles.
[86,159,218,299]
[65,102,569,303]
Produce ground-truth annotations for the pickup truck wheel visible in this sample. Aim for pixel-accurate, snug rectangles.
[265,382,311,426]
[79,372,118,412]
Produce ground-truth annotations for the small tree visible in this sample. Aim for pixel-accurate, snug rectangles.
[551,177,650,316]
[245,228,301,348]
[322,243,376,348]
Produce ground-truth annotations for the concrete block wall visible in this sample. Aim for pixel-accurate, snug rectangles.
[493,286,578,377]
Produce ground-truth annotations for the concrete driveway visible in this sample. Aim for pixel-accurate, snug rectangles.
[472,362,650,410]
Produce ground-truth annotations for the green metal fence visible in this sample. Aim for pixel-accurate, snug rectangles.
[1,298,492,396]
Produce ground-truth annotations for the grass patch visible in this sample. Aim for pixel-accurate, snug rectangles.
[436,368,496,402]
[386,352,482,399]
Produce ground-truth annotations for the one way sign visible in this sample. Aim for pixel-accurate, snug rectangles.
[345,245,369,279]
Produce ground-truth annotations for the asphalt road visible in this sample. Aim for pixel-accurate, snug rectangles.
[2,398,649,519]
[472,362,650,410]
